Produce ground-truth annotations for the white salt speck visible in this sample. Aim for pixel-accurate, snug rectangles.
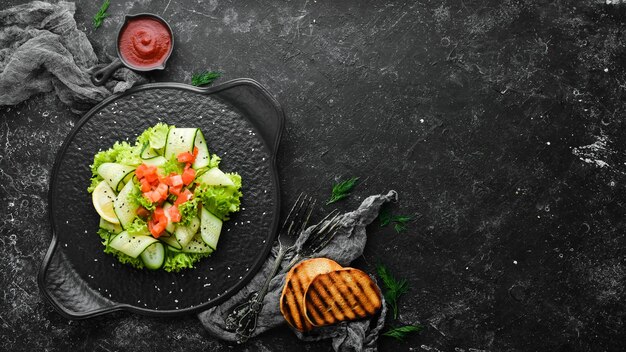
[169,290,172,294]
[227,275,231,278]
[94,259,98,262]
[247,220,251,224]
[239,276,242,279]
[78,147,82,151]
[420,119,424,123]
[66,221,69,224]
[204,283,210,287]
[64,244,67,247]
[546,142,551,145]
[174,299,178,303]
[210,267,214,271]
[465,267,469,270]
[513,260,518,265]
[604,68,609,72]
[227,266,231,270]
[84,230,88,233]
[262,240,266,243]
[246,268,249,271]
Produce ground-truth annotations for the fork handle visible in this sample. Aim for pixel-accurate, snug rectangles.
[256,245,287,300]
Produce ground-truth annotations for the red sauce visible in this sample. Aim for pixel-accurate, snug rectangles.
[118,16,172,69]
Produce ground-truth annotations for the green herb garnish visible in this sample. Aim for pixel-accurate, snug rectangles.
[326,177,358,205]
[376,263,409,319]
[379,207,412,233]
[92,0,110,29]
[382,324,423,341]
[191,71,222,86]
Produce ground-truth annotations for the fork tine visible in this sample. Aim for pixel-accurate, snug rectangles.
[281,193,304,231]
[298,197,316,234]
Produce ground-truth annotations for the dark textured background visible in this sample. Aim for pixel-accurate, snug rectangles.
[1,0,625,351]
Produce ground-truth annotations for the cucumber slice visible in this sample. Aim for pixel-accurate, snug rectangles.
[99,217,123,234]
[196,168,235,187]
[174,216,200,248]
[200,207,222,250]
[109,231,158,258]
[113,179,139,229]
[192,130,210,169]
[162,202,176,234]
[140,143,159,160]
[159,234,182,249]
[142,156,167,167]
[164,128,198,160]
[140,242,165,270]
[182,233,213,254]
[97,163,135,192]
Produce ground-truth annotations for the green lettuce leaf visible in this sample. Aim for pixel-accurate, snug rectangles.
[162,251,211,272]
[136,122,170,150]
[178,198,200,226]
[128,182,155,211]
[194,172,242,220]
[87,141,141,192]
[126,218,149,236]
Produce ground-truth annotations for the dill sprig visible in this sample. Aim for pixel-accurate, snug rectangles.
[378,207,412,233]
[382,324,423,341]
[376,263,409,319]
[92,0,110,29]
[191,71,222,86]
[326,177,358,205]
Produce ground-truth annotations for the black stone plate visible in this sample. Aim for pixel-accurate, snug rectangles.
[38,79,284,319]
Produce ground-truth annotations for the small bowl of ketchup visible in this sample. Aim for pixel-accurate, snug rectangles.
[91,13,174,86]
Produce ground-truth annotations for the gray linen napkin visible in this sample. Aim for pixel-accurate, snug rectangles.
[0,1,145,114]
[198,191,398,351]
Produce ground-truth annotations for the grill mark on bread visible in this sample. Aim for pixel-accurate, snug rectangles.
[318,274,347,322]
[306,285,331,325]
[352,274,378,315]
[326,271,357,320]
[312,281,340,324]
[285,280,304,330]
[336,270,368,317]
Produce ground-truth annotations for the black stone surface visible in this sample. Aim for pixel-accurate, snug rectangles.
[1,0,625,351]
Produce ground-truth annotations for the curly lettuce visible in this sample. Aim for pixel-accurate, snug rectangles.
[136,122,170,150]
[162,251,212,272]
[88,141,142,192]
[195,173,242,220]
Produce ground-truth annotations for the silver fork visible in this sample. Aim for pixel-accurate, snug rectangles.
[225,193,316,342]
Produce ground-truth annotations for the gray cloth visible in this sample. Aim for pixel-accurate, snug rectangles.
[198,191,398,352]
[0,1,145,114]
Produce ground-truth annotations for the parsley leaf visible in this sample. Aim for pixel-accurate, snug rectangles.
[191,71,221,86]
[376,263,409,319]
[93,0,110,29]
[382,325,423,341]
[326,177,359,205]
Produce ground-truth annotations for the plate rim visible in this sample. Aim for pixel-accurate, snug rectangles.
[38,78,284,319]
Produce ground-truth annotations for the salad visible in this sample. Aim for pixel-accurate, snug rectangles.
[88,123,242,272]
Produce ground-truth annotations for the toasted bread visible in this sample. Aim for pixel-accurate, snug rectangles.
[280,258,343,332]
[303,268,382,327]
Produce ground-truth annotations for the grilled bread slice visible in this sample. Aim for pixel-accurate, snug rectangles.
[303,268,382,327]
[280,258,343,332]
